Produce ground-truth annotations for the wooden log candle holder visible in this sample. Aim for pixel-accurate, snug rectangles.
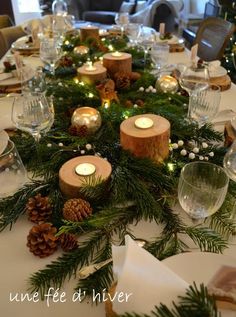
[77,62,107,85]
[59,155,112,198]
[103,52,132,78]
[80,25,99,42]
[120,114,170,163]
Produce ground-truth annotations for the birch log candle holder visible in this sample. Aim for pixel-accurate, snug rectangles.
[77,62,107,85]
[59,155,112,198]
[120,114,170,163]
[102,52,132,78]
[80,25,99,42]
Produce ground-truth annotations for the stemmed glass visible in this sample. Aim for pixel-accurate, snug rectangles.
[178,162,229,221]
[150,43,169,74]
[138,27,157,67]
[179,63,210,118]
[125,23,141,46]
[40,37,62,75]
[114,12,129,36]
[11,93,54,142]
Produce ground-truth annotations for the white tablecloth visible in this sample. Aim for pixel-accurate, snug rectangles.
[0,47,236,317]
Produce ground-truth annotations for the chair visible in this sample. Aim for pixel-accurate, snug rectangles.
[0,25,26,58]
[193,17,235,61]
[0,15,14,29]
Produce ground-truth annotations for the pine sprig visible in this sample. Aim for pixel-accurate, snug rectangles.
[120,283,220,317]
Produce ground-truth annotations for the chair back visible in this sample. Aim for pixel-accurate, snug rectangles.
[0,15,14,29]
[0,26,26,58]
[193,17,235,61]
[204,1,220,18]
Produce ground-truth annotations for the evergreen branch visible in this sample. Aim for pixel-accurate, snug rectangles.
[184,226,227,253]
[28,231,106,298]
[209,206,236,239]
[120,283,220,317]
[0,180,50,231]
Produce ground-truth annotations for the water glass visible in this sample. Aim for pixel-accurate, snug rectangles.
[11,93,54,142]
[125,23,141,46]
[40,37,62,75]
[114,12,129,35]
[138,27,157,66]
[150,43,169,71]
[223,140,236,182]
[0,140,27,198]
[188,85,221,126]
[178,162,229,220]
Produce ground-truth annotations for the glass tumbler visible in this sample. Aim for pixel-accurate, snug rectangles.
[0,140,27,198]
[178,161,229,220]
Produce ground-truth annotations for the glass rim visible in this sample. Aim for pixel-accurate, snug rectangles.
[0,139,15,158]
[180,161,229,190]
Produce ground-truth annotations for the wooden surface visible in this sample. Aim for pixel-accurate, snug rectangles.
[80,26,99,42]
[210,74,231,91]
[103,52,132,78]
[224,121,236,147]
[77,64,107,85]
[169,43,185,53]
[59,155,112,198]
[120,114,170,163]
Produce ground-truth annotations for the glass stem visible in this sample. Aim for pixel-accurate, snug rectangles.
[32,132,41,142]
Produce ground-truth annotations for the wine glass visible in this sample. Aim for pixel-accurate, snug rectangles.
[179,63,210,118]
[0,140,27,198]
[125,23,141,46]
[188,84,221,127]
[40,37,62,75]
[114,12,129,36]
[150,43,169,73]
[178,162,229,221]
[11,93,54,142]
[138,27,157,67]
[223,139,236,182]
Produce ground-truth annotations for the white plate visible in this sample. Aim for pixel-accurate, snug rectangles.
[209,66,227,78]
[0,66,34,87]
[156,33,181,45]
[11,36,39,51]
[163,252,236,316]
[0,130,9,155]
[0,95,16,130]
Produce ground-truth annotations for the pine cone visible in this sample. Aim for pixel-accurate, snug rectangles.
[114,72,131,90]
[26,194,52,224]
[60,233,78,252]
[68,124,88,137]
[63,198,92,222]
[27,223,58,258]
[130,72,141,81]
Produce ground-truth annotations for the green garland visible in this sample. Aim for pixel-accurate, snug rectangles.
[0,33,235,310]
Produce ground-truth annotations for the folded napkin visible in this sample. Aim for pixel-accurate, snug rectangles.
[0,73,13,82]
[208,60,221,72]
[0,96,16,130]
[112,236,189,315]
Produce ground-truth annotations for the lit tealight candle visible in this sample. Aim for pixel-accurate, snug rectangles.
[134,117,154,129]
[75,163,96,176]
[85,61,97,72]
[111,51,123,57]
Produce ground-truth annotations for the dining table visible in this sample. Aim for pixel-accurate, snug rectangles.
[0,30,236,317]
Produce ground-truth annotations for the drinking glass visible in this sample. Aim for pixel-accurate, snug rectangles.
[125,23,141,46]
[11,93,54,142]
[223,140,236,182]
[138,27,157,66]
[188,85,221,127]
[179,63,210,118]
[114,12,129,36]
[150,43,169,73]
[0,140,27,198]
[178,162,229,220]
[40,37,62,75]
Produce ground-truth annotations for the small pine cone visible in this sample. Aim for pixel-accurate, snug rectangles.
[60,233,78,252]
[130,72,141,81]
[125,100,133,108]
[26,194,52,224]
[68,125,88,137]
[135,99,145,107]
[63,198,92,222]
[27,223,58,258]
[114,72,131,90]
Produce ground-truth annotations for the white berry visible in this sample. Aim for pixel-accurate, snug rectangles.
[85,144,92,150]
[145,88,150,93]
[148,85,153,90]
[80,150,85,154]
[178,140,184,146]
[133,104,138,108]
[209,152,214,157]
[172,143,178,149]
[202,142,208,149]
[199,156,204,161]
[152,88,157,93]
[180,149,187,156]
[139,87,144,92]
[193,147,199,154]
[58,142,63,147]
[47,143,52,147]
[204,156,209,161]
[189,153,195,159]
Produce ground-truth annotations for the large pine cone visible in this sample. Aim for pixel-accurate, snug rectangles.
[60,233,78,252]
[27,223,58,258]
[114,72,131,90]
[63,198,92,222]
[26,194,52,224]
